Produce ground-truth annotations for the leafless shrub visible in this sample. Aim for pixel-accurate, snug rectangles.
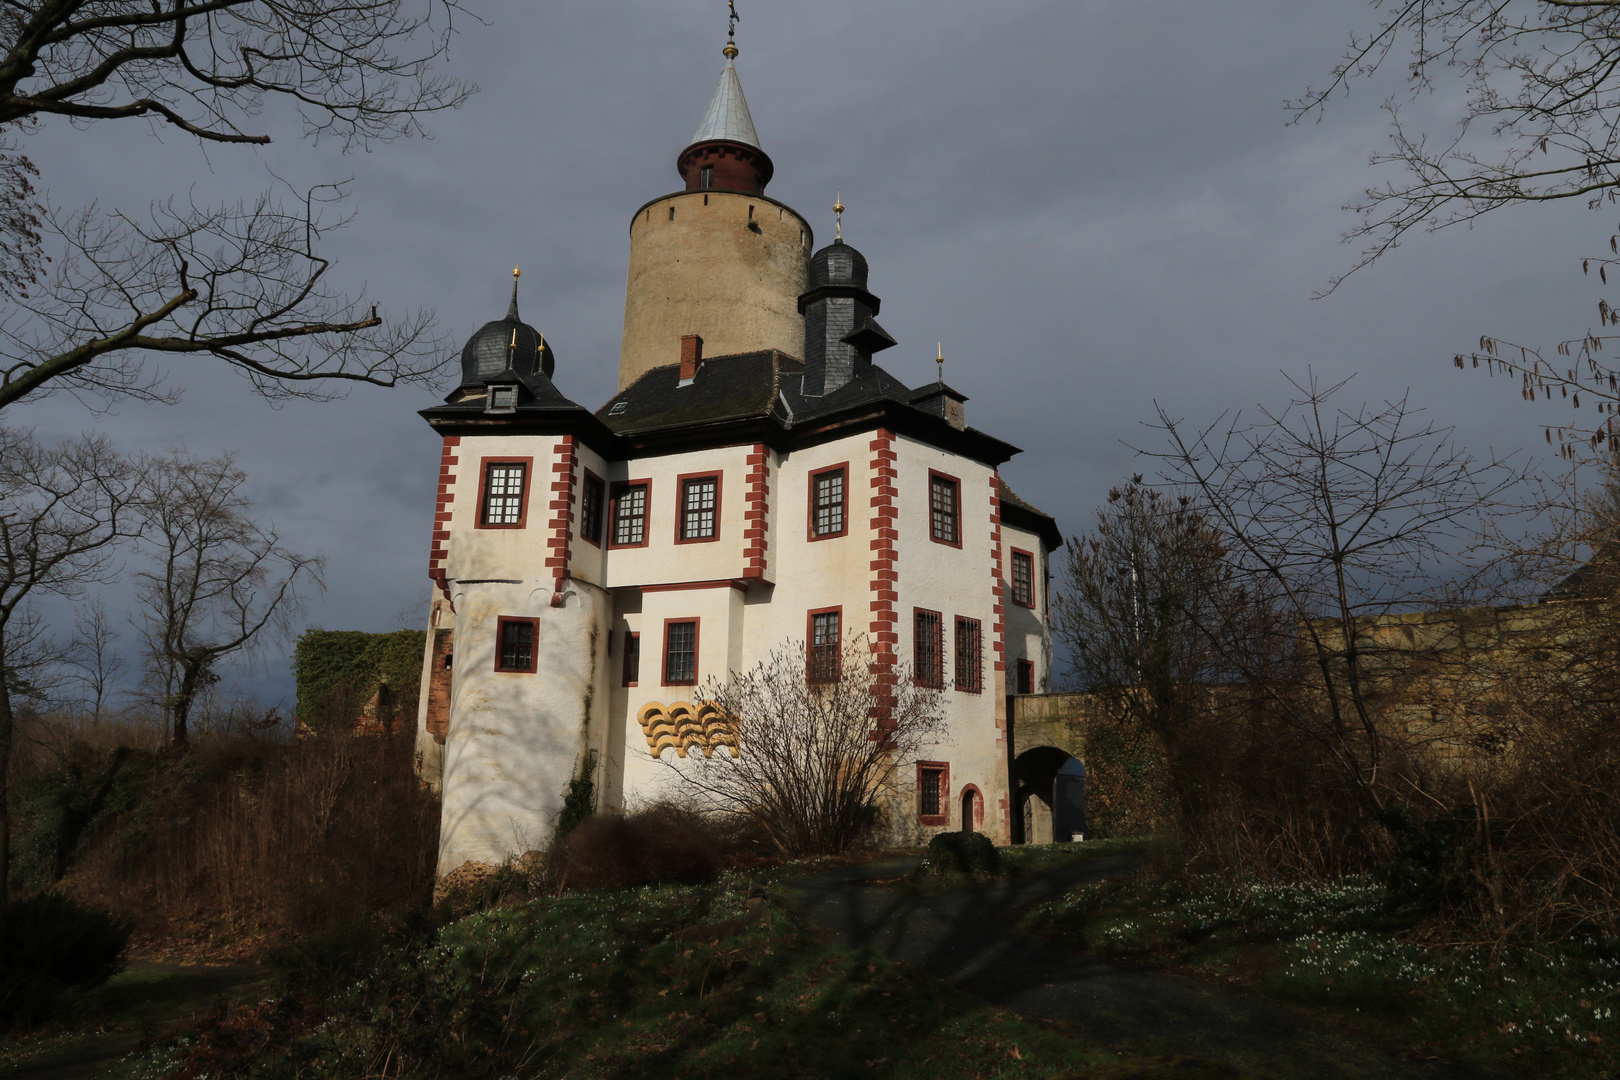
[662,636,946,857]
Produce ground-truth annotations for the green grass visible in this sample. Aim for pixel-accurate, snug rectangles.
[100,871,1246,1080]
[1021,871,1620,1079]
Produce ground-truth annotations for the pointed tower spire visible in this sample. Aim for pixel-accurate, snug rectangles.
[676,10,774,194]
[507,266,520,320]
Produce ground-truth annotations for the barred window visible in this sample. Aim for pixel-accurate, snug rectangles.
[811,467,846,538]
[481,462,527,526]
[664,620,697,685]
[954,617,982,693]
[680,476,718,540]
[623,631,640,687]
[919,767,943,819]
[914,609,943,688]
[1016,658,1035,696]
[930,474,959,545]
[496,618,536,672]
[580,473,605,545]
[809,610,841,683]
[611,483,648,546]
[1011,550,1034,606]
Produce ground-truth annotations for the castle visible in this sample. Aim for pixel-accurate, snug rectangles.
[412,36,1060,875]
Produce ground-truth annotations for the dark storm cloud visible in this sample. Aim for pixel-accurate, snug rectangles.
[13,1,1606,702]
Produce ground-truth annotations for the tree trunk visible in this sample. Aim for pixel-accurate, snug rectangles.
[172,658,204,747]
[0,621,14,920]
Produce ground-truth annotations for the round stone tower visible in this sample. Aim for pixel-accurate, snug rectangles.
[617,43,811,391]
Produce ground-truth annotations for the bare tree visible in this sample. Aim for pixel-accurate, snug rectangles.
[1148,372,1527,815]
[1297,1,1620,286]
[1051,477,1246,824]
[135,450,322,746]
[0,0,475,409]
[67,594,124,726]
[663,637,946,857]
[0,427,138,906]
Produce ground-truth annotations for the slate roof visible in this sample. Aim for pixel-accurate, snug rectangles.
[997,478,1062,550]
[689,60,761,150]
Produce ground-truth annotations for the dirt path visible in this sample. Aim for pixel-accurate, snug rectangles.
[1,962,269,1080]
[787,854,1516,1080]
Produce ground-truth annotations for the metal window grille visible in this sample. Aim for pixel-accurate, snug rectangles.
[612,484,647,545]
[954,617,982,693]
[914,610,943,687]
[812,468,845,536]
[482,463,526,525]
[665,621,697,684]
[1012,551,1034,606]
[581,476,605,543]
[623,632,640,686]
[680,477,718,540]
[1016,659,1034,696]
[919,768,942,818]
[930,475,958,544]
[809,610,840,683]
[498,620,534,671]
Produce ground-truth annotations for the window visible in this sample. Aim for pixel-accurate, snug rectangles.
[486,384,517,413]
[1011,549,1035,607]
[495,617,538,673]
[580,472,605,546]
[677,474,719,542]
[954,617,982,693]
[622,631,640,687]
[808,608,841,683]
[700,165,714,189]
[809,465,847,539]
[930,472,960,546]
[1016,658,1035,696]
[479,460,529,528]
[663,620,698,686]
[610,481,649,547]
[917,761,949,826]
[914,609,943,688]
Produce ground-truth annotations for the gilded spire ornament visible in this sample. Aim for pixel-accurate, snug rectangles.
[724,0,739,58]
[937,343,945,384]
[834,191,845,242]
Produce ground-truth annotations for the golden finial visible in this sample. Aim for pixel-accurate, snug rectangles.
[724,1,740,58]
[513,266,520,279]
[834,191,845,242]
[936,343,945,384]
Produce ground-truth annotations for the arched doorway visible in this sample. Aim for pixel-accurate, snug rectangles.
[961,788,977,833]
[1011,745,1086,844]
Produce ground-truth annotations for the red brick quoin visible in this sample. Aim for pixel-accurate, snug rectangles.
[990,473,1009,835]
[428,436,460,610]
[546,436,578,605]
[868,430,900,731]
[742,443,770,580]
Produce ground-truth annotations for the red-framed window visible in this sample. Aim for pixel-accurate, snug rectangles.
[1011,548,1035,607]
[914,608,943,688]
[1016,658,1035,696]
[929,470,961,547]
[808,464,848,540]
[622,631,640,687]
[917,761,950,826]
[494,617,539,673]
[610,480,650,548]
[580,470,606,546]
[808,607,842,683]
[477,458,533,529]
[676,472,721,543]
[954,616,982,693]
[662,618,699,686]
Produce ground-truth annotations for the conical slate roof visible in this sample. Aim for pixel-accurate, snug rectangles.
[689,60,760,149]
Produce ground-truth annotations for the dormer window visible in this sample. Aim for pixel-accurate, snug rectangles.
[486,384,517,414]
[700,165,714,189]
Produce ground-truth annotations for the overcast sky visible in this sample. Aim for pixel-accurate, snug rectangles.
[17,1,1609,708]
